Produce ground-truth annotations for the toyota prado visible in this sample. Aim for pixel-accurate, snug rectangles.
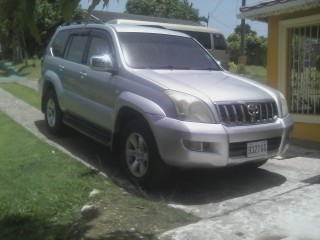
[38,24,294,187]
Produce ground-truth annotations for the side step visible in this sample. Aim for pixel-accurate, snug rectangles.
[63,113,112,146]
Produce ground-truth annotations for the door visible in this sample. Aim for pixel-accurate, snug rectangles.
[74,29,116,130]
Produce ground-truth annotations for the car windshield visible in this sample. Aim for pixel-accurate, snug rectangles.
[118,32,221,70]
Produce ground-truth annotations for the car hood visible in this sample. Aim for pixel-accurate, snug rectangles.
[133,69,275,102]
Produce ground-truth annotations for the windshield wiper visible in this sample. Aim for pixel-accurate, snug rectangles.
[148,65,191,70]
[148,65,174,70]
[192,67,219,71]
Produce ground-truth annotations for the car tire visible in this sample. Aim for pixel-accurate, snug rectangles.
[119,119,172,188]
[44,90,64,135]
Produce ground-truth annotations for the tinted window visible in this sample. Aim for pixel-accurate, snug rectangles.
[180,31,211,49]
[213,34,227,50]
[118,33,220,70]
[65,35,88,63]
[51,30,70,57]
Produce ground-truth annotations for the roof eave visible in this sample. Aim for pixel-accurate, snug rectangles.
[237,0,320,21]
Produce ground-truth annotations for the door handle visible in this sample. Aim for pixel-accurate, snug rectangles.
[58,64,64,71]
[80,71,87,78]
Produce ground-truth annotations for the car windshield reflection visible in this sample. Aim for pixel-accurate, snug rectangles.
[118,32,221,71]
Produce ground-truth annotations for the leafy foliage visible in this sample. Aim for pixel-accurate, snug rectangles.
[246,33,267,66]
[0,0,110,62]
[234,23,257,35]
[125,0,207,24]
[227,24,267,66]
[0,0,110,41]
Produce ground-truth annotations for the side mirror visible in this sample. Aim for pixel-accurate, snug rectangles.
[89,55,116,73]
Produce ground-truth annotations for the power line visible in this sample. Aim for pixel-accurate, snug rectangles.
[207,0,224,26]
[211,0,223,15]
[212,17,234,30]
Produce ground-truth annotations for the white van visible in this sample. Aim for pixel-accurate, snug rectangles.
[107,19,230,69]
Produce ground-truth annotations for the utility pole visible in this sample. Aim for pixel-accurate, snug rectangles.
[240,0,246,56]
[238,0,247,74]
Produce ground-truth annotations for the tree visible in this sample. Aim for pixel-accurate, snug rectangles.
[227,33,241,64]
[246,33,267,66]
[227,24,267,66]
[0,0,110,43]
[0,0,110,62]
[234,23,257,35]
[125,0,207,24]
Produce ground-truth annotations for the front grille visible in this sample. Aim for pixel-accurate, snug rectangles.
[230,137,282,158]
[217,101,278,126]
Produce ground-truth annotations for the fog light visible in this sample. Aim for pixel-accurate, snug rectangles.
[183,140,203,151]
[183,140,211,152]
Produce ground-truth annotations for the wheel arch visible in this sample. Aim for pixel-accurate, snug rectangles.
[111,91,165,152]
[112,106,149,152]
[40,71,63,113]
[41,80,55,113]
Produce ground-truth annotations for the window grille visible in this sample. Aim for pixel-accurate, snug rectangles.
[289,25,320,115]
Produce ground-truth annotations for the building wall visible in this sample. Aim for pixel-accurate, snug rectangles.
[267,8,320,142]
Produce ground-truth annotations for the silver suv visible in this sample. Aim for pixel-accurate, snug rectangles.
[38,24,294,187]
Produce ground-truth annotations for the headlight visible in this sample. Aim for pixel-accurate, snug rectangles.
[165,90,215,123]
[279,92,289,117]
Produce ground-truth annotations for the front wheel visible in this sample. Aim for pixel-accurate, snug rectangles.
[119,120,172,188]
[44,90,64,134]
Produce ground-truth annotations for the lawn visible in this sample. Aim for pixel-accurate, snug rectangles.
[228,63,267,84]
[14,58,42,80]
[0,83,198,239]
[242,65,267,84]
[0,110,109,239]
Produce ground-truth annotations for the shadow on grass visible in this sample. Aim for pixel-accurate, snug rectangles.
[16,64,34,76]
[67,230,158,240]
[33,119,126,184]
[0,214,70,240]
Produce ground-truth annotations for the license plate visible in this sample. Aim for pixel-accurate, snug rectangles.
[247,140,268,158]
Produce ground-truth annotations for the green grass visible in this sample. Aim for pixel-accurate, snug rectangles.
[0,111,110,239]
[242,65,267,84]
[0,58,41,79]
[14,58,41,80]
[228,63,267,84]
[0,84,198,239]
[0,68,6,77]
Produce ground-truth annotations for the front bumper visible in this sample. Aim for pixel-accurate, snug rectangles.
[150,114,294,168]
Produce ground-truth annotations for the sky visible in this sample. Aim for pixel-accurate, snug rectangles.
[80,0,268,38]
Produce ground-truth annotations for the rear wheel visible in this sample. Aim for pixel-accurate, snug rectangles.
[44,90,64,134]
[119,120,172,188]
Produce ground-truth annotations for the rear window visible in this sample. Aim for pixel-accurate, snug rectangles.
[180,31,211,49]
[213,34,227,50]
[51,30,70,57]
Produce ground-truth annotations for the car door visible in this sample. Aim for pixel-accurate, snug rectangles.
[61,29,90,114]
[72,29,116,130]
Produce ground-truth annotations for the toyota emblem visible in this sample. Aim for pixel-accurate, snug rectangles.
[247,104,259,122]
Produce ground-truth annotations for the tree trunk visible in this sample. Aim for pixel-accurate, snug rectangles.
[21,30,28,65]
